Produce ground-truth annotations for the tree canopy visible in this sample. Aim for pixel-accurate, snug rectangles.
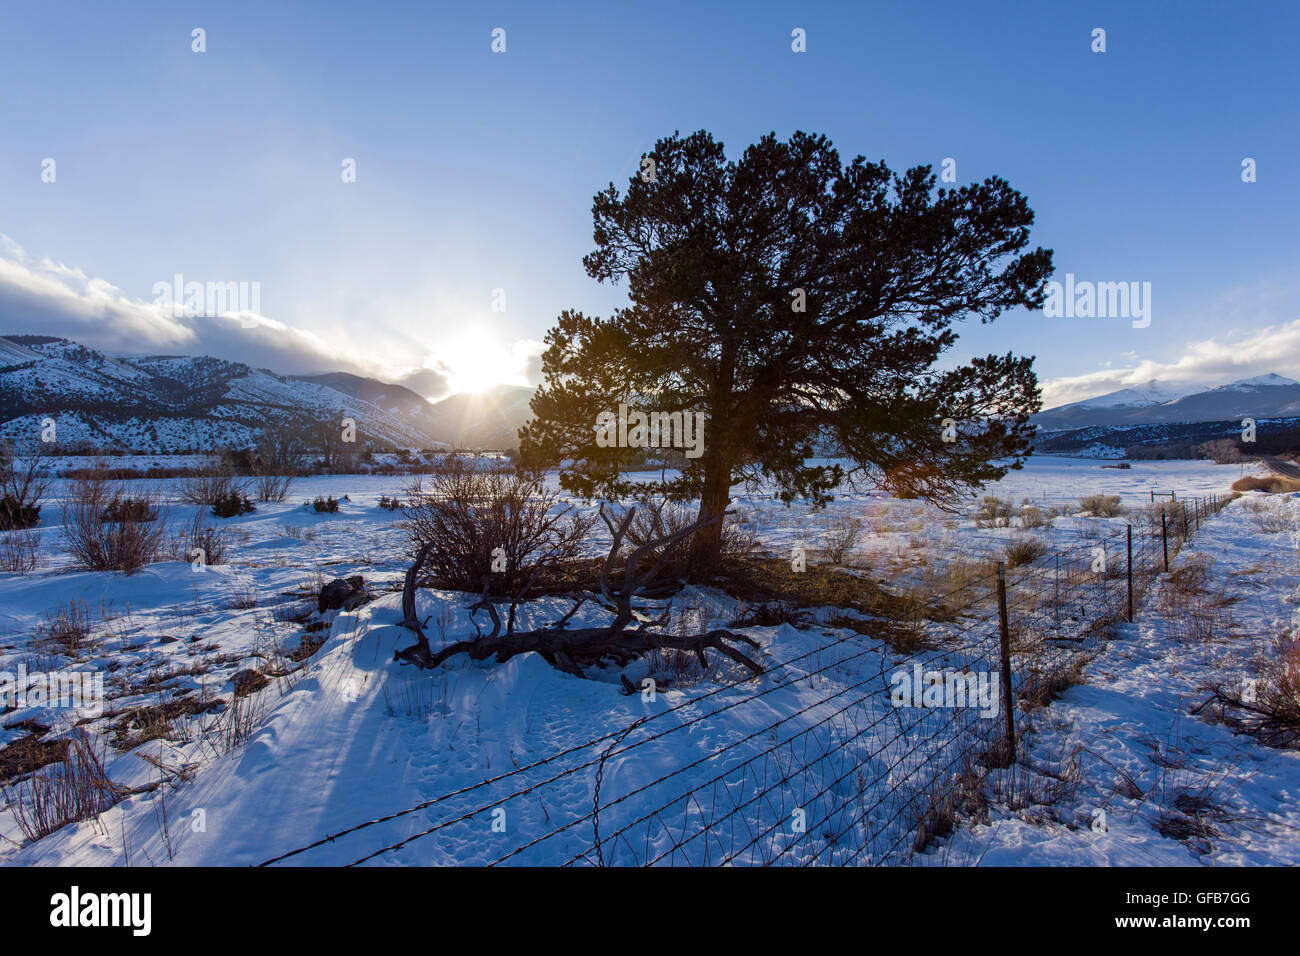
[519,129,1054,573]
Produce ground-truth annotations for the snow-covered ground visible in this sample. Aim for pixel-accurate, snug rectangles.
[940,490,1300,865]
[0,455,1290,866]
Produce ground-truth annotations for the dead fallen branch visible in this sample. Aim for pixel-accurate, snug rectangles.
[394,502,763,679]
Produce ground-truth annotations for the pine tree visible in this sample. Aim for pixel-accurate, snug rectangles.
[519,130,1054,575]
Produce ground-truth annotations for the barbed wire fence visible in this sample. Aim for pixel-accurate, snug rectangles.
[257,492,1232,867]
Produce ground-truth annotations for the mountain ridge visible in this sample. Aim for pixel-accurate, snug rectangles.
[1036,374,1300,431]
[0,334,534,452]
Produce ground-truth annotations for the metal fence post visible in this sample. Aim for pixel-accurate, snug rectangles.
[1054,553,1060,627]
[996,563,1015,758]
[1161,509,1169,572]
[1126,524,1133,622]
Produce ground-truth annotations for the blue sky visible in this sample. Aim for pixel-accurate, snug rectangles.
[1,0,1297,405]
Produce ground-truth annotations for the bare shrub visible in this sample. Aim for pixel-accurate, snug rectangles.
[401,463,596,595]
[1156,555,1238,643]
[1210,630,1300,749]
[720,516,759,562]
[170,512,231,566]
[1004,536,1047,569]
[0,529,40,573]
[1157,556,1213,608]
[1020,654,1093,711]
[62,476,167,573]
[1251,631,1300,747]
[913,754,991,852]
[3,730,122,842]
[100,495,159,523]
[616,495,757,576]
[177,458,241,505]
[642,645,709,687]
[1195,438,1243,464]
[974,496,1014,528]
[732,600,805,628]
[906,557,998,621]
[250,427,304,502]
[1018,505,1049,529]
[1243,498,1294,534]
[820,514,862,565]
[252,473,294,503]
[985,741,1084,809]
[1140,500,1182,534]
[0,441,50,530]
[621,497,694,566]
[1079,494,1123,517]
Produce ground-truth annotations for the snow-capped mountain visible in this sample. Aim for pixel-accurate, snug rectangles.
[0,334,458,453]
[1070,379,1208,410]
[1035,374,1300,431]
[1212,372,1299,391]
[300,373,536,451]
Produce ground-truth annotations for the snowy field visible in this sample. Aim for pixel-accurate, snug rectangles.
[943,494,1300,865]
[1,455,1293,866]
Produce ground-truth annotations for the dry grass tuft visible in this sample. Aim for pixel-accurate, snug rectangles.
[1079,494,1123,517]
[1241,498,1296,534]
[2,730,122,842]
[0,529,40,573]
[973,496,1015,528]
[819,514,863,565]
[1231,475,1300,494]
[35,600,95,657]
[1004,536,1047,569]
[1156,555,1239,644]
[1018,505,1050,529]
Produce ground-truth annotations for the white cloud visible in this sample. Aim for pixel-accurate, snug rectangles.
[0,235,460,394]
[1042,317,1300,408]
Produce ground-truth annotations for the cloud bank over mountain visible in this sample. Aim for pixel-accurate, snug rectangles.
[1040,316,1300,409]
[0,235,459,398]
[8,232,1293,416]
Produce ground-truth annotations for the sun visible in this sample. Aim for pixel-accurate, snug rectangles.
[442,330,510,394]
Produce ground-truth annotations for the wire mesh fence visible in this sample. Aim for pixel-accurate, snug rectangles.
[258,492,1232,867]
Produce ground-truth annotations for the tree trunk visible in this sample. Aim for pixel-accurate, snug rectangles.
[689,342,737,580]
[689,465,730,579]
